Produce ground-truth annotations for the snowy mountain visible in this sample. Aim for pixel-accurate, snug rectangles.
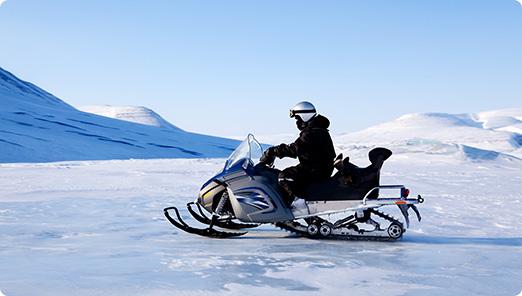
[2,65,520,165]
[0,67,238,163]
[335,110,522,162]
[78,105,181,130]
[0,68,75,112]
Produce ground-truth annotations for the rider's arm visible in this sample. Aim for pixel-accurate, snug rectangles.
[272,135,305,159]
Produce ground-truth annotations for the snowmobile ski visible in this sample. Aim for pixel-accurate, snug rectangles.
[186,202,259,230]
[163,207,247,238]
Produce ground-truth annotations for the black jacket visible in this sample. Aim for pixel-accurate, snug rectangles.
[273,115,336,175]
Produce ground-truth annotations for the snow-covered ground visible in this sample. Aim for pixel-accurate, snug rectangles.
[0,155,521,296]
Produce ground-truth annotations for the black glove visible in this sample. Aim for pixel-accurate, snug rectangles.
[259,147,276,166]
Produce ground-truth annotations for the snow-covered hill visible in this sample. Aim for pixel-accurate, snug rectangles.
[0,67,238,163]
[335,109,522,162]
[2,65,520,165]
[78,105,181,130]
[0,67,75,112]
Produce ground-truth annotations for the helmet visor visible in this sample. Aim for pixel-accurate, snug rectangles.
[290,109,316,117]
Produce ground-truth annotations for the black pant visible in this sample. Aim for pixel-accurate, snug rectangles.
[278,165,332,206]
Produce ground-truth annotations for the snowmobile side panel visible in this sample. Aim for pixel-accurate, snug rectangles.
[227,181,294,223]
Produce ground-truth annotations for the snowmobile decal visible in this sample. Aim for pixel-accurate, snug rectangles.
[235,192,271,210]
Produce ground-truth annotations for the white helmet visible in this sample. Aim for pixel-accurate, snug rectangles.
[290,101,317,122]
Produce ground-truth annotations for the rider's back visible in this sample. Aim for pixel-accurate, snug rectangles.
[294,114,336,175]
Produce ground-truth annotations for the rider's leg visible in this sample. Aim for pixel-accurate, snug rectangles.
[278,166,300,207]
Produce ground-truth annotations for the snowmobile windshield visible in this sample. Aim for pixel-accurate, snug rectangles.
[224,134,263,171]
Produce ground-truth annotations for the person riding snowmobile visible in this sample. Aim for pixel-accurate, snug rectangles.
[259,101,336,206]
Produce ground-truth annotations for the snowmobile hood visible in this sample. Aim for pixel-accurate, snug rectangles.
[309,114,330,129]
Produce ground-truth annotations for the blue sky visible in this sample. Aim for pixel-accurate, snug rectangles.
[1,0,521,137]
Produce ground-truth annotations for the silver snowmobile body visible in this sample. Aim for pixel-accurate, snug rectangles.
[164,134,423,240]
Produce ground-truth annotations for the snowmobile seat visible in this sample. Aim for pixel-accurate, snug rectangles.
[300,148,392,201]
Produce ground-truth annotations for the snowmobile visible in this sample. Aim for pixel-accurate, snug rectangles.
[164,134,423,240]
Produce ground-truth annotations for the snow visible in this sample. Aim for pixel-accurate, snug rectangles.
[474,109,522,134]
[335,109,522,159]
[78,105,181,130]
[0,67,239,163]
[1,66,521,295]
[0,155,521,296]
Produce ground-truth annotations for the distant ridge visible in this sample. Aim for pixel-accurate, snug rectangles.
[335,109,522,161]
[79,105,181,130]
